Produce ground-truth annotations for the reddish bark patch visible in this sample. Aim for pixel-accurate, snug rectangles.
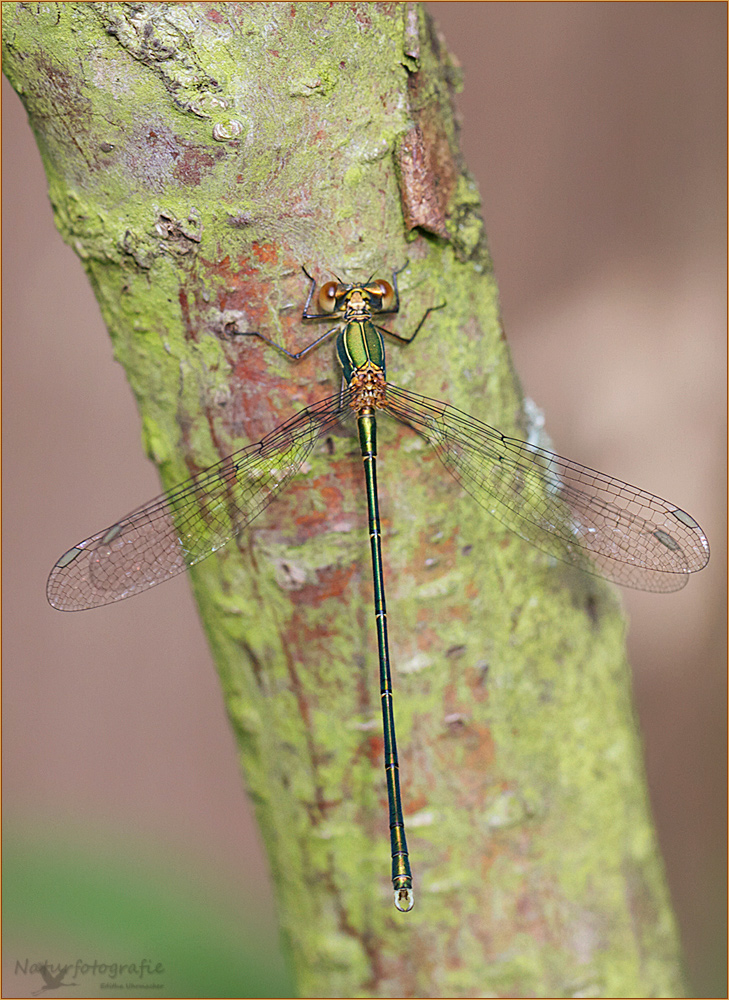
[465,663,490,703]
[463,722,495,772]
[33,54,92,139]
[172,144,220,186]
[293,483,348,533]
[405,790,429,813]
[252,242,279,264]
[289,562,358,606]
[366,733,384,767]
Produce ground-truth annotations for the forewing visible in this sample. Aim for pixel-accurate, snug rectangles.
[47,391,349,610]
[384,384,709,592]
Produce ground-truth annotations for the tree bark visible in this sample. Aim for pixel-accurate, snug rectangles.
[3,3,685,996]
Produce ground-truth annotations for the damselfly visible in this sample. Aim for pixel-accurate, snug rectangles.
[47,266,710,911]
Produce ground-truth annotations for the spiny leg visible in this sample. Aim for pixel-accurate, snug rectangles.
[229,267,341,360]
[371,260,446,342]
[232,323,341,361]
[376,300,446,346]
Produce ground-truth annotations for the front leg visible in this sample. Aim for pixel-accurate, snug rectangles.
[300,265,345,320]
[231,323,341,361]
[230,267,341,360]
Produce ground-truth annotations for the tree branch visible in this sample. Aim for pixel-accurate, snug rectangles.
[3,3,684,995]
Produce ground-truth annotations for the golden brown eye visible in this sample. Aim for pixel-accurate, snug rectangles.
[376,279,395,310]
[318,281,339,313]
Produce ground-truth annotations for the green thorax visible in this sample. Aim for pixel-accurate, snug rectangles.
[335,288,386,384]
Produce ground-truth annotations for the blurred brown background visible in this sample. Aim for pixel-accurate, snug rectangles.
[3,3,726,996]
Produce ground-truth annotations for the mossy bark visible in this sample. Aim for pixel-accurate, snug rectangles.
[3,3,685,996]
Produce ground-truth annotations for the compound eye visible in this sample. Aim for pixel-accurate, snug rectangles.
[376,279,395,310]
[318,281,339,313]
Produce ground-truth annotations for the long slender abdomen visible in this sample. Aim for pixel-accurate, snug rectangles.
[356,410,413,911]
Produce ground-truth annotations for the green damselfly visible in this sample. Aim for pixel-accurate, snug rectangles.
[47,267,710,911]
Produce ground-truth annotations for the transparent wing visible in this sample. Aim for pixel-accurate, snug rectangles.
[384,384,709,592]
[47,390,351,611]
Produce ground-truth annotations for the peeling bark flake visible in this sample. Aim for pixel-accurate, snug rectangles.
[396,124,450,239]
